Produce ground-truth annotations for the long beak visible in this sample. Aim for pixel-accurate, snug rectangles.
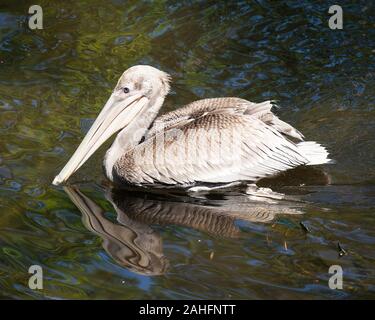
[53,93,148,185]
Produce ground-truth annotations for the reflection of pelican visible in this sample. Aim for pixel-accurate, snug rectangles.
[64,186,305,275]
[53,65,332,190]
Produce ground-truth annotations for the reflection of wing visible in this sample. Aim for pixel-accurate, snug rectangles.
[111,194,242,238]
[109,189,304,238]
[116,99,310,186]
[64,187,168,276]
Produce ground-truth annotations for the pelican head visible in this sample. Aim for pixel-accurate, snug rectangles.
[53,65,171,185]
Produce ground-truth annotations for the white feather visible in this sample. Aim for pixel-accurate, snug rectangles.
[297,141,333,165]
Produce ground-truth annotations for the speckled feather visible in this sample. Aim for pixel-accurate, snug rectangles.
[113,98,312,186]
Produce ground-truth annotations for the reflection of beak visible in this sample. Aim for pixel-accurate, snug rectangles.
[53,93,148,185]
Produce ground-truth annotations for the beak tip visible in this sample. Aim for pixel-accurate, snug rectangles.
[52,175,63,186]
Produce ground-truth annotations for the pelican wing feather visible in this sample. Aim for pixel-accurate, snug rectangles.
[146,98,304,141]
[114,99,310,186]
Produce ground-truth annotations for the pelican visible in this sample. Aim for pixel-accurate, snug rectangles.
[53,65,332,192]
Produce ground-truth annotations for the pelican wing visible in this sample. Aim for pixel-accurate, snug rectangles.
[146,98,304,141]
[115,101,310,186]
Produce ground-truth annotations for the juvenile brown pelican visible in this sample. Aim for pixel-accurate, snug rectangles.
[53,65,332,191]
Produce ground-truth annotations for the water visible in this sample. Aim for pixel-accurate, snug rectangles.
[0,0,374,299]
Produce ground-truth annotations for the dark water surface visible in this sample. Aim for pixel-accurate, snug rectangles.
[0,0,374,299]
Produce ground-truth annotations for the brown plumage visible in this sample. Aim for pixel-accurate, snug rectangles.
[113,97,328,188]
[53,65,332,190]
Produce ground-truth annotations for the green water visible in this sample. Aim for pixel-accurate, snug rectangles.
[0,0,375,299]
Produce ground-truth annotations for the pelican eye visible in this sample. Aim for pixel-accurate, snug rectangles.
[123,87,130,94]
